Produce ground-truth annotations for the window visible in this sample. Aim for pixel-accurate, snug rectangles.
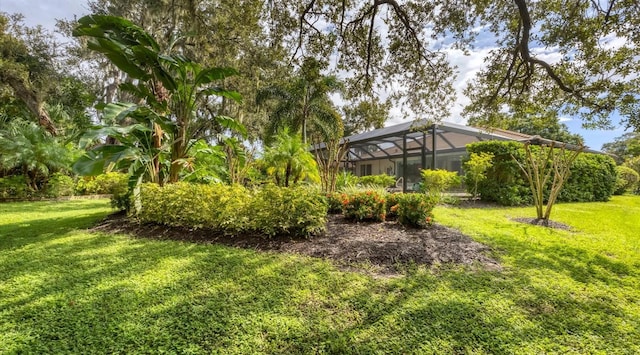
[360,164,372,176]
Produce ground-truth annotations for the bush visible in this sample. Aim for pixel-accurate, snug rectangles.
[395,193,438,228]
[342,189,386,222]
[463,152,494,199]
[325,192,346,214]
[249,185,327,237]
[558,153,617,202]
[359,174,396,188]
[76,172,128,195]
[420,169,461,196]
[385,192,401,219]
[45,173,75,198]
[138,182,326,238]
[0,175,33,199]
[614,165,639,195]
[467,141,616,205]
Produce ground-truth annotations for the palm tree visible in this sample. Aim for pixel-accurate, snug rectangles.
[0,120,71,190]
[256,58,342,144]
[263,129,319,187]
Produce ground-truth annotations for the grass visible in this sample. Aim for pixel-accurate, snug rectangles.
[1,197,639,354]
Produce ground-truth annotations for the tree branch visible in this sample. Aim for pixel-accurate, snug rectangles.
[513,0,609,111]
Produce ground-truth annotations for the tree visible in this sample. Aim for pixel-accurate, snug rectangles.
[0,119,72,190]
[257,58,342,144]
[463,152,494,200]
[72,15,244,184]
[342,97,391,136]
[462,1,640,130]
[262,1,640,131]
[263,129,319,187]
[0,13,59,135]
[514,142,582,222]
[60,0,291,142]
[602,133,640,163]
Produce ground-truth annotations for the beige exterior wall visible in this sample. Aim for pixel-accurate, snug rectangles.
[354,159,396,177]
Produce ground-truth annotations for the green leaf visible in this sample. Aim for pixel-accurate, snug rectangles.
[216,116,247,138]
[200,87,243,103]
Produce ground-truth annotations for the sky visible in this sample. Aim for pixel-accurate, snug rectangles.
[0,0,630,150]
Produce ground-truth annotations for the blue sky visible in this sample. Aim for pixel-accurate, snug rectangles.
[0,0,630,150]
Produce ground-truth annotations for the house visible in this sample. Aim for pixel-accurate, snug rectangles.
[332,120,595,192]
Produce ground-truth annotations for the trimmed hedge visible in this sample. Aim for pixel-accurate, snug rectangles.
[466,141,616,205]
[138,182,327,238]
[76,172,128,195]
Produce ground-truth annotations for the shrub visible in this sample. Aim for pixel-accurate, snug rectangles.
[558,153,616,202]
[385,192,401,219]
[463,152,494,199]
[359,174,396,188]
[623,156,640,175]
[249,184,327,237]
[396,193,438,228]
[0,175,33,199]
[467,141,616,205]
[76,172,129,195]
[45,173,75,198]
[342,189,386,222]
[325,192,346,214]
[420,169,461,200]
[138,182,326,238]
[614,165,639,195]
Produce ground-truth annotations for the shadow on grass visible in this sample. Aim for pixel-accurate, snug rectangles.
[1,205,638,353]
[0,199,110,215]
[0,212,112,249]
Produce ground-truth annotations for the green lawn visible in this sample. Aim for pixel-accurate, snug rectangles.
[1,197,638,354]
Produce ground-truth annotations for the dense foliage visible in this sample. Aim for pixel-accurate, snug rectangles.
[420,169,461,195]
[138,182,327,238]
[466,141,616,205]
[614,166,639,195]
[341,190,387,222]
[262,129,319,187]
[463,152,494,200]
[329,188,436,228]
[359,174,396,188]
[394,193,437,228]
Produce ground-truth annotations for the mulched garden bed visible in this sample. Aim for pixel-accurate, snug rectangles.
[512,217,572,230]
[92,212,501,275]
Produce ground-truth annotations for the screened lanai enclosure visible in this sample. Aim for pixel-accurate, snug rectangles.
[332,120,557,192]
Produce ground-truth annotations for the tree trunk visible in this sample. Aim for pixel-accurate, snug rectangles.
[2,72,58,135]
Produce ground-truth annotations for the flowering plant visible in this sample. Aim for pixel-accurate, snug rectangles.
[342,190,386,221]
[385,192,401,219]
[325,192,346,214]
[396,193,438,228]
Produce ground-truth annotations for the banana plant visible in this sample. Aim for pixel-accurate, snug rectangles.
[72,15,245,184]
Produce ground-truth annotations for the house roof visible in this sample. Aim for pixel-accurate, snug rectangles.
[329,120,602,162]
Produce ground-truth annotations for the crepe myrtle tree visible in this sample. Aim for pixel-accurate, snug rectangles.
[72,15,245,185]
[514,142,582,223]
